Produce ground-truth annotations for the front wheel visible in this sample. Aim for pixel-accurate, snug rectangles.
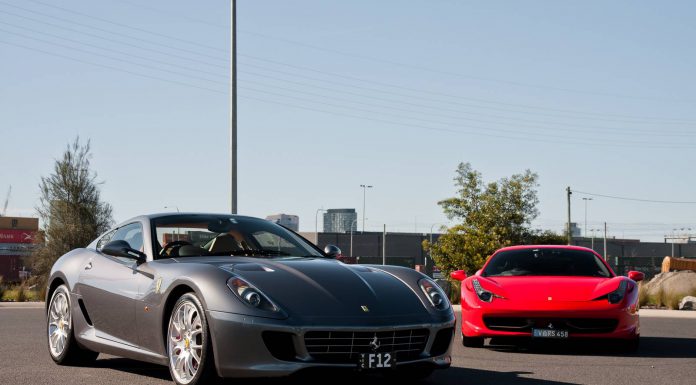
[167,293,215,385]
[47,285,99,365]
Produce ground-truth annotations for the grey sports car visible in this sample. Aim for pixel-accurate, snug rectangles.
[46,213,455,384]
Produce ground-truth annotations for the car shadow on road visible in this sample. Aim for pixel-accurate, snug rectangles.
[93,358,579,385]
[93,357,171,381]
[485,336,696,359]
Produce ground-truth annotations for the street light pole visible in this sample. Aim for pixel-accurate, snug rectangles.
[360,184,373,233]
[349,219,358,257]
[582,197,592,237]
[229,0,238,214]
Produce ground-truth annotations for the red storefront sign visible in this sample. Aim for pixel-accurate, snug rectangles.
[0,229,35,243]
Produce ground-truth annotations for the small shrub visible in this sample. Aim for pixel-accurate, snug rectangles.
[449,280,461,305]
[16,281,27,302]
[638,284,650,307]
[0,276,5,299]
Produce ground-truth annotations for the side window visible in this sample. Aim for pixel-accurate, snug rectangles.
[96,229,116,250]
[111,223,144,251]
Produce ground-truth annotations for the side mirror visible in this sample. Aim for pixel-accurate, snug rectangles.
[450,270,467,281]
[323,244,342,258]
[102,240,147,264]
[628,271,644,282]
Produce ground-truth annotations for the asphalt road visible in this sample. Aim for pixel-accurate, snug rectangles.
[1,306,695,385]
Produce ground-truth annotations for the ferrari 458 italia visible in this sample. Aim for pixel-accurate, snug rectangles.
[450,245,643,350]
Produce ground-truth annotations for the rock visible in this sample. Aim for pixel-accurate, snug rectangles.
[642,270,696,298]
[679,296,696,310]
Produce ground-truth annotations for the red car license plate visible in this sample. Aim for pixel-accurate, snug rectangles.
[532,328,569,338]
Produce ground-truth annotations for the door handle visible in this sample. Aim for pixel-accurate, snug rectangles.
[84,262,93,270]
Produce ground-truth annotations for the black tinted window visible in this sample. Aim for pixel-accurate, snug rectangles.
[482,248,611,277]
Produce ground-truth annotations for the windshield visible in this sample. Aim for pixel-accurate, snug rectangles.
[152,214,324,259]
[482,248,612,278]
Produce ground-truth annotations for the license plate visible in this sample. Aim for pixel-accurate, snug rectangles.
[359,352,394,369]
[532,328,569,339]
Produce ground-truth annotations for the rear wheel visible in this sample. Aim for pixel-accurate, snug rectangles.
[462,334,484,348]
[47,285,99,365]
[167,293,215,385]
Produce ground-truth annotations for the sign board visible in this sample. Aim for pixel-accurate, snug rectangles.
[0,229,36,243]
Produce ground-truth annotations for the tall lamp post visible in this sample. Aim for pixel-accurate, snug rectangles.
[229,0,238,214]
[349,218,358,257]
[360,184,373,233]
[582,197,593,237]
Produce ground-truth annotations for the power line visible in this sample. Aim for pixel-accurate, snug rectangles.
[572,190,696,204]
[111,0,695,104]
[5,0,696,123]
[4,11,694,139]
[0,39,226,94]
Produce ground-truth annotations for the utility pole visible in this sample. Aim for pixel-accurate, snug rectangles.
[566,187,572,245]
[382,224,386,265]
[603,222,608,260]
[229,0,238,214]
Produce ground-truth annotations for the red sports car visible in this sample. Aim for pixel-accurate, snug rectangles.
[450,245,644,350]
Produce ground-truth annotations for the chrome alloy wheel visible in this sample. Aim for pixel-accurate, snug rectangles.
[47,291,71,358]
[168,301,204,384]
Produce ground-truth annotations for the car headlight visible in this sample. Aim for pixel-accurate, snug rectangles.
[419,278,450,311]
[472,278,504,303]
[227,276,278,312]
[607,280,628,304]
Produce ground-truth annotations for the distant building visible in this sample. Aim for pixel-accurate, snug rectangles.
[0,216,39,282]
[566,222,582,238]
[323,209,357,233]
[265,214,299,232]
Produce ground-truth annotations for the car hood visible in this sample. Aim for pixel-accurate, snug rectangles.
[174,257,433,323]
[479,276,621,302]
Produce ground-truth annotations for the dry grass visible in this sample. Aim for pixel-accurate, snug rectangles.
[0,280,40,302]
[640,284,696,309]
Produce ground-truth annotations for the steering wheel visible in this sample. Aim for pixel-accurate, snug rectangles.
[160,240,193,256]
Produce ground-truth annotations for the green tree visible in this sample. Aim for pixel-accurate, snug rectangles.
[31,138,113,289]
[424,162,562,277]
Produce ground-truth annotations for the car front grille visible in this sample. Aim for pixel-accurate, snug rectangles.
[304,329,429,364]
[483,317,618,334]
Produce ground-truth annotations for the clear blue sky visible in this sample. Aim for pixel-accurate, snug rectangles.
[2,0,696,240]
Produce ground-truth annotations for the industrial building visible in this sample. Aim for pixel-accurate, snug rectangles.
[0,216,38,281]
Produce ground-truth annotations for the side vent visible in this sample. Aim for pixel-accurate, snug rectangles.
[77,298,93,326]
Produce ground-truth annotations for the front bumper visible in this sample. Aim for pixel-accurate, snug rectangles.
[207,310,455,378]
[460,299,640,340]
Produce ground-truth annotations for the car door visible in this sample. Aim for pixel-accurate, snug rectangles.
[78,222,151,346]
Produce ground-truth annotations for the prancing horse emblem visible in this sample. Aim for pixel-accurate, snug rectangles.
[369,335,380,352]
[361,305,369,312]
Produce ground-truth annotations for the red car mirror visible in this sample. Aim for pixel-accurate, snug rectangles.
[450,270,467,281]
[628,271,645,282]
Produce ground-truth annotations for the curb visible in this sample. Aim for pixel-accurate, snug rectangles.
[0,302,44,309]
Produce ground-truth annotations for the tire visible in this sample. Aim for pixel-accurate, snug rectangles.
[47,285,99,365]
[462,334,484,348]
[167,293,216,385]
